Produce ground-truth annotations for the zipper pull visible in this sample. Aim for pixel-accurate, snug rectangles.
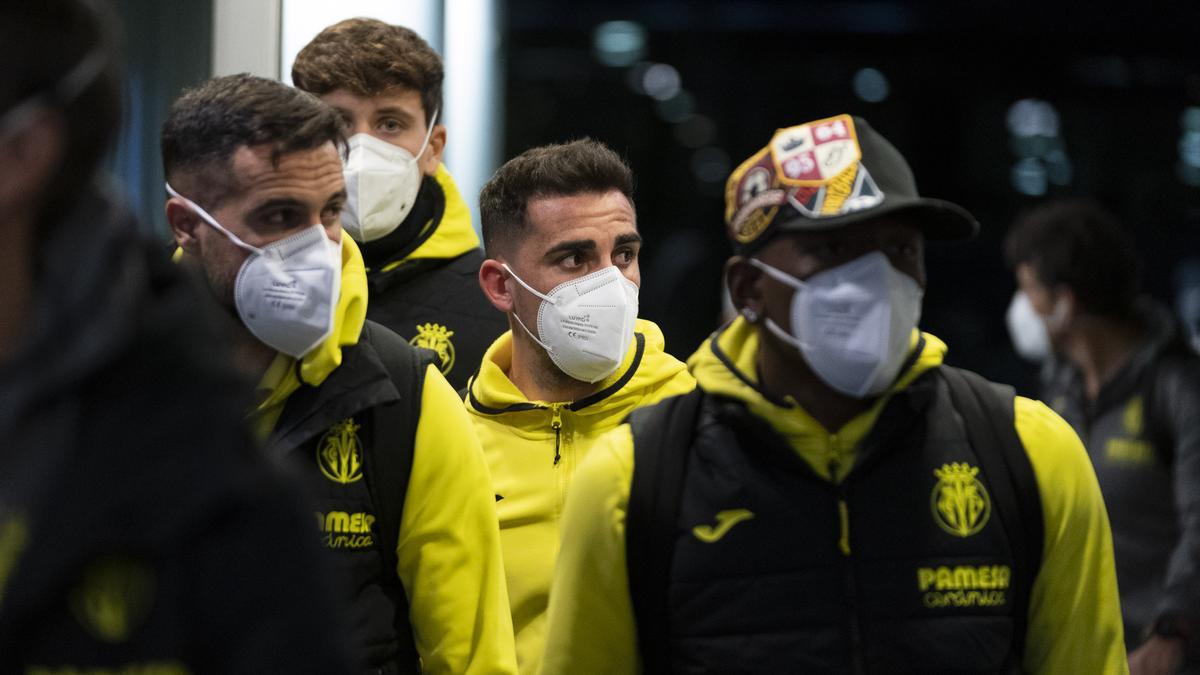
[830,456,851,557]
[551,405,563,466]
[837,498,851,557]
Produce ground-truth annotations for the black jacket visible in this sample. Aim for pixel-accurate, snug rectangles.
[626,363,1042,674]
[360,172,507,390]
[1042,300,1200,645]
[264,320,428,673]
[0,189,351,673]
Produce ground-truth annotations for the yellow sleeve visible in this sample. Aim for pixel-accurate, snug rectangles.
[397,364,518,675]
[541,424,640,675]
[1017,396,1128,674]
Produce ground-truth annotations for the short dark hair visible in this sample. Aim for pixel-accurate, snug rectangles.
[0,0,121,223]
[161,74,344,209]
[1004,198,1140,318]
[292,18,442,126]
[479,138,635,256]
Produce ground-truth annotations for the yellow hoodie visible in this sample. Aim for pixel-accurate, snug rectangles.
[541,317,1128,675]
[251,237,517,674]
[464,319,695,674]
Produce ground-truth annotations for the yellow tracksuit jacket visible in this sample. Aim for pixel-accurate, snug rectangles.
[464,319,696,674]
[253,237,517,674]
[542,317,1128,674]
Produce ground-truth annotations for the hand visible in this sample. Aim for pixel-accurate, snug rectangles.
[1129,635,1185,675]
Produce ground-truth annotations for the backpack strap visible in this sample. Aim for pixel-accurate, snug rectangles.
[939,366,1044,661]
[359,322,434,612]
[625,388,705,674]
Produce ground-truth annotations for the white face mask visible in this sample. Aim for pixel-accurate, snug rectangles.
[166,184,342,358]
[340,109,439,243]
[750,251,924,399]
[1005,290,1067,363]
[503,264,640,383]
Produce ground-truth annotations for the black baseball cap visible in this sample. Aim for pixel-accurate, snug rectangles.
[724,114,979,252]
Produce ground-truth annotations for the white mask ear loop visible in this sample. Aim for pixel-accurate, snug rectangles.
[501,263,555,351]
[414,108,439,160]
[746,258,811,350]
[747,258,805,291]
[165,182,264,257]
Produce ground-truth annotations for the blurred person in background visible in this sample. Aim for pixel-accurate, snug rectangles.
[1006,199,1200,674]
[466,139,695,673]
[292,18,507,390]
[542,115,1127,674]
[0,1,351,671]
[161,74,515,674]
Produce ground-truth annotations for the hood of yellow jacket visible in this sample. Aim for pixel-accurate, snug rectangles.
[466,318,694,422]
[688,316,946,441]
[388,164,480,266]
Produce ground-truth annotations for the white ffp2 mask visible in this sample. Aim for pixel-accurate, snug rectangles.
[340,109,439,243]
[750,251,923,399]
[503,264,640,383]
[166,183,341,358]
[1005,290,1067,363]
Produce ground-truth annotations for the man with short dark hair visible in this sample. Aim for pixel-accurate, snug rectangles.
[1005,199,1200,674]
[0,1,350,671]
[162,73,515,674]
[293,18,506,388]
[542,116,1126,673]
[467,138,695,673]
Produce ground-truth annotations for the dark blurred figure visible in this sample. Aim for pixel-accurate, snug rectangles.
[1006,199,1200,674]
[0,1,351,671]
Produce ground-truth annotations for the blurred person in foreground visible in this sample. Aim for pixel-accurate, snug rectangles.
[161,73,515,674]
[292,18,507,389]
[0,0,351,671]
[542,115,1127,673]
[1006,199,1200,674]
[465,139,695,673]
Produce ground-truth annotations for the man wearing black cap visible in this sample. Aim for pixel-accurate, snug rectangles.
[541,115,1127,673]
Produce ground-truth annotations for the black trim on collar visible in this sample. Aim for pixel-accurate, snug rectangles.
[569,333,645,412]
[708,328,794,408]
[467,332,647,416]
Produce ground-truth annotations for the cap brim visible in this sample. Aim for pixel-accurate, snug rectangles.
[772,195,980,242]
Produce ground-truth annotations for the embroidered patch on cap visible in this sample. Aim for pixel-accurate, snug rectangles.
[725,115,888,245]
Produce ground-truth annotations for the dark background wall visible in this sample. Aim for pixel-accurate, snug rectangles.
[110,0,212,236]
[500,0,1200,393]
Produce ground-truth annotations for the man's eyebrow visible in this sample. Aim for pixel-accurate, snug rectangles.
[247,197,305,216]
[544,239,597,258]
[326,189,347,205]
[615,232,643,247]
[374,107,416,120]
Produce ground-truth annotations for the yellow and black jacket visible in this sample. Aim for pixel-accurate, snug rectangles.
[463,320,695,674]
[360,166,507,390]
[254,237,516,674]
[542,317,1128,674]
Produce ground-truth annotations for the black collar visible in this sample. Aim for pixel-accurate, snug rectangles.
[467,333,647,416]
[360,174,444,270]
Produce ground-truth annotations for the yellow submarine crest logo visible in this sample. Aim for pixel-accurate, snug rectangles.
[410,322,456,375]
[70,555,156,643]
[931,462,991,537]
[318,418,364,485]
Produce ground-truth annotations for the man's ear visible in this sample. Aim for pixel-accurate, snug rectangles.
[725,256,765,322]
[479,258,514,313]
[422,124,447,176]
[165,197,202,255]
